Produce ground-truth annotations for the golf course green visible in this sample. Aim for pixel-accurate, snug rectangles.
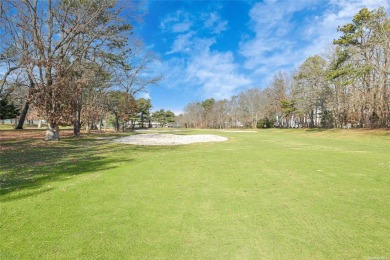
[1,128,389,259]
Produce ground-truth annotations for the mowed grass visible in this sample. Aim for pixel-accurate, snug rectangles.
[0,128,389,259]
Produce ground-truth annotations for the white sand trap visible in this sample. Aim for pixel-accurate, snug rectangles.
[115,133,228,146]
[222,130,257,133]
[134,129,186,133]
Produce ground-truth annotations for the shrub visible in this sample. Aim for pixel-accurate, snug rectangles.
[257,118,274,128]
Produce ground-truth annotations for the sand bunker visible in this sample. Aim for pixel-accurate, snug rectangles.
[222,130,257,133]
[115,133,228,146]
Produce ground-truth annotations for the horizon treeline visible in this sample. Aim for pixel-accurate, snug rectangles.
[178,7,390,129]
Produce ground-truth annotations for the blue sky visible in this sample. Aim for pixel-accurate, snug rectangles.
[134,0,389,115]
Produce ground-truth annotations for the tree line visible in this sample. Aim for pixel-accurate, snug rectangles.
[179,7,390,129]
[0,0,163,140]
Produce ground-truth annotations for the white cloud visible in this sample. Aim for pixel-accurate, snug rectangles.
[172,22,192,33]
[185,49,251,99]
[166,31,196,54]
[302,0,390,57]
[158,8,249,100]
[166,31,217,55]
[240,0,319,73]
[161,9,229,35]
[202,12,228,34]
[161,33,251,99]
[160,10,193,33]
[240,0,390,86]
[329,0,389,16]
[162,37,251,99]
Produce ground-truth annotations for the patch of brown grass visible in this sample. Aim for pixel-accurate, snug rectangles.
[303,128,390,138]
[0,129,73,141]
[0,129,117,141]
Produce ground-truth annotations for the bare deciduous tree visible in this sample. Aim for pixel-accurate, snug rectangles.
[1,0,133,140]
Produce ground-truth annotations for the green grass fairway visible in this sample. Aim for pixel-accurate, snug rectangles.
[1,129,389,259]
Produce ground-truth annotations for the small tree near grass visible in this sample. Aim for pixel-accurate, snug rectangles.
[257,118,274,128]
[107,91,137,132]
[152,109,175,127]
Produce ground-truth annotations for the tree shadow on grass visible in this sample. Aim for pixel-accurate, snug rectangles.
[0,137,144,202]
[303,128,390,136]
[304,128,328,132]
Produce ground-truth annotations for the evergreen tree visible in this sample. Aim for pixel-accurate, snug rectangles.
[0,97,20,120]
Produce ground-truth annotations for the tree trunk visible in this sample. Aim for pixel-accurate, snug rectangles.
[38,119,42,128]
[113,112,119,132]
[16,74,35,130]
[86,121,90,133]
[98,119,102,131]
[114,113,119,132]
[309,110,314,128]
[15,101,30,129]
[46,123,60,141]
[73,98,82,136]
[73,120,80,136]
[73,110,81,137]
